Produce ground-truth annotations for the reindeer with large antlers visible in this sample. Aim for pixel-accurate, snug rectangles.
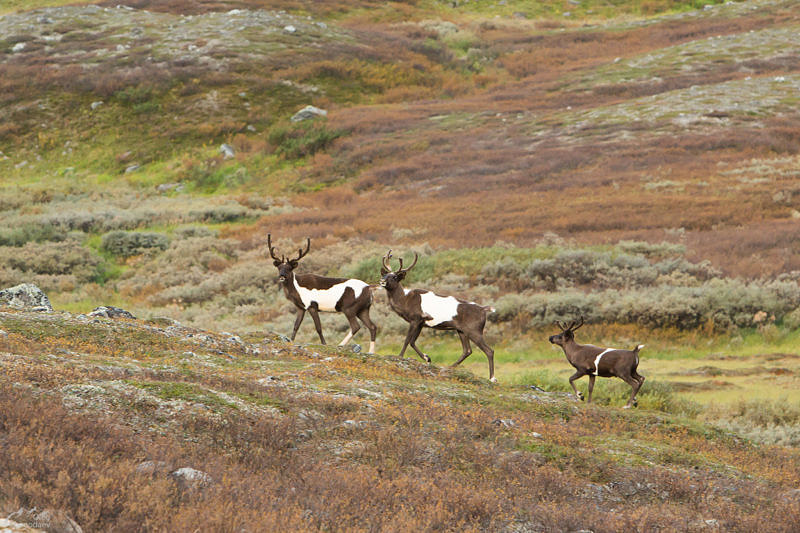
[548,317,646,408]
[380,250,497,382]
[268,234,377,353]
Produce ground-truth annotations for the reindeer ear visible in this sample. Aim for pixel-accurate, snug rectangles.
[273,259,282,267]
[396,271,406,281]
[289,260,299,269]
[380,266,390,276]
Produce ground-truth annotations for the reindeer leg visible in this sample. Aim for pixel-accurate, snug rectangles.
[339,312,360,346]
[398,321,422,359]
[357,308,377,354]
[308,305,325,345]
[408,323,431,363]
[569,371,586,401]
[470,334,496,383]
[290,308,306,341]
[587,374,596,403]
[451,331,472,367]
[623,374,644,409]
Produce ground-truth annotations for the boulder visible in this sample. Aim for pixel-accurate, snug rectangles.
[0,284,53,311]
[88,306,136,320]
[219,143,235,159]
[169,467,213,490]
[290,105,327,122]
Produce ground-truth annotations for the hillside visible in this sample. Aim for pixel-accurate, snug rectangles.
[2,0,800,530]
[1,309,799,531]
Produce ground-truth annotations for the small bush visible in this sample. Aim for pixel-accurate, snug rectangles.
[268,120,344,160]
[0,222,67,246]
[101,231,170,257]
[0,241,101,281]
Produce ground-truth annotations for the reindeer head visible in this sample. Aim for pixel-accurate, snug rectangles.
[379,250,418,291]
[548,317,584,347]
[267,233,310,283]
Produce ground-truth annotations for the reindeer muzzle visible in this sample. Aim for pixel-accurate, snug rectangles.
[278,276,286,283]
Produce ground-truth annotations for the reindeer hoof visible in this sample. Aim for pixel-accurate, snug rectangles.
[576,392,584,401]
[489,376,498,383]
[424,354,431,363]
[623,405,632,409]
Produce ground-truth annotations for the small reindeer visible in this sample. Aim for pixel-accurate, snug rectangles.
[379,250,497,382]
[548,317,645,408]
[268,234,377,353]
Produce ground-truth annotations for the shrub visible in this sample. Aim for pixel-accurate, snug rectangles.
[101,231,170,257]
[268,120,344,160]
[0,241,101,281]
[707,400,800,446]
[0,222,67,246]
[617,240,686,258]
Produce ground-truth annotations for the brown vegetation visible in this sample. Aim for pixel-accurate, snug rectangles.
[1,311,799,531]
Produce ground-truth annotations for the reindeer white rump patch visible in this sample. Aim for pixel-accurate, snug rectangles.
[419,292,460,326]
[294,278,367,312]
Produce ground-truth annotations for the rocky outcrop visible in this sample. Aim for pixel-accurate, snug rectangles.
[169,467,213,490]
[290,105,327,122]
[0,284,52,312]
[88,306,136,320]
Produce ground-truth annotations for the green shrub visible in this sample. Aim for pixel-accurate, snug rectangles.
[101,231,170,257]
[0,222,67,246]
[707,400,800,446]
[0,241,101,281]
[268,120,344,160]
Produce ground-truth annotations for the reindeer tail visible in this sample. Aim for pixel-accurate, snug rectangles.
[484,306,496,313]
[633,344,645,353]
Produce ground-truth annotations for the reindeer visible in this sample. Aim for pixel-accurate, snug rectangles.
[548,317,645,408]
[267,234,377,353]
[379,250,497,382]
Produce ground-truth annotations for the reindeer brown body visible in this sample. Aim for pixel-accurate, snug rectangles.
[549,318,645,408]
[380,251,497,382]
[268,234,377,353]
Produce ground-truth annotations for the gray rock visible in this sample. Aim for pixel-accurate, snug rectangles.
[283,24,296,33]
[90,101,103,110]
[219,143,235,159]
[88,306,136,320]
[0,284,52,311]
[124,164,140,173]
[351,343,362,353]
[7,508,82,533]
[134,460,170,476]
[12,42,26,53]
[169,467,213,489]
[156,182,184,193]
[492,418,515,428]
[290,105,327,122]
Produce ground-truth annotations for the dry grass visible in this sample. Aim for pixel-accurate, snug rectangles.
[1,310,800,531]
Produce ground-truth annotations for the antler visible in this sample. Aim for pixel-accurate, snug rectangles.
[572,316,585,332]
[291,238,311,263]
[382,250,393,272]
[397,252,418,274]
[267,233,283,263]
